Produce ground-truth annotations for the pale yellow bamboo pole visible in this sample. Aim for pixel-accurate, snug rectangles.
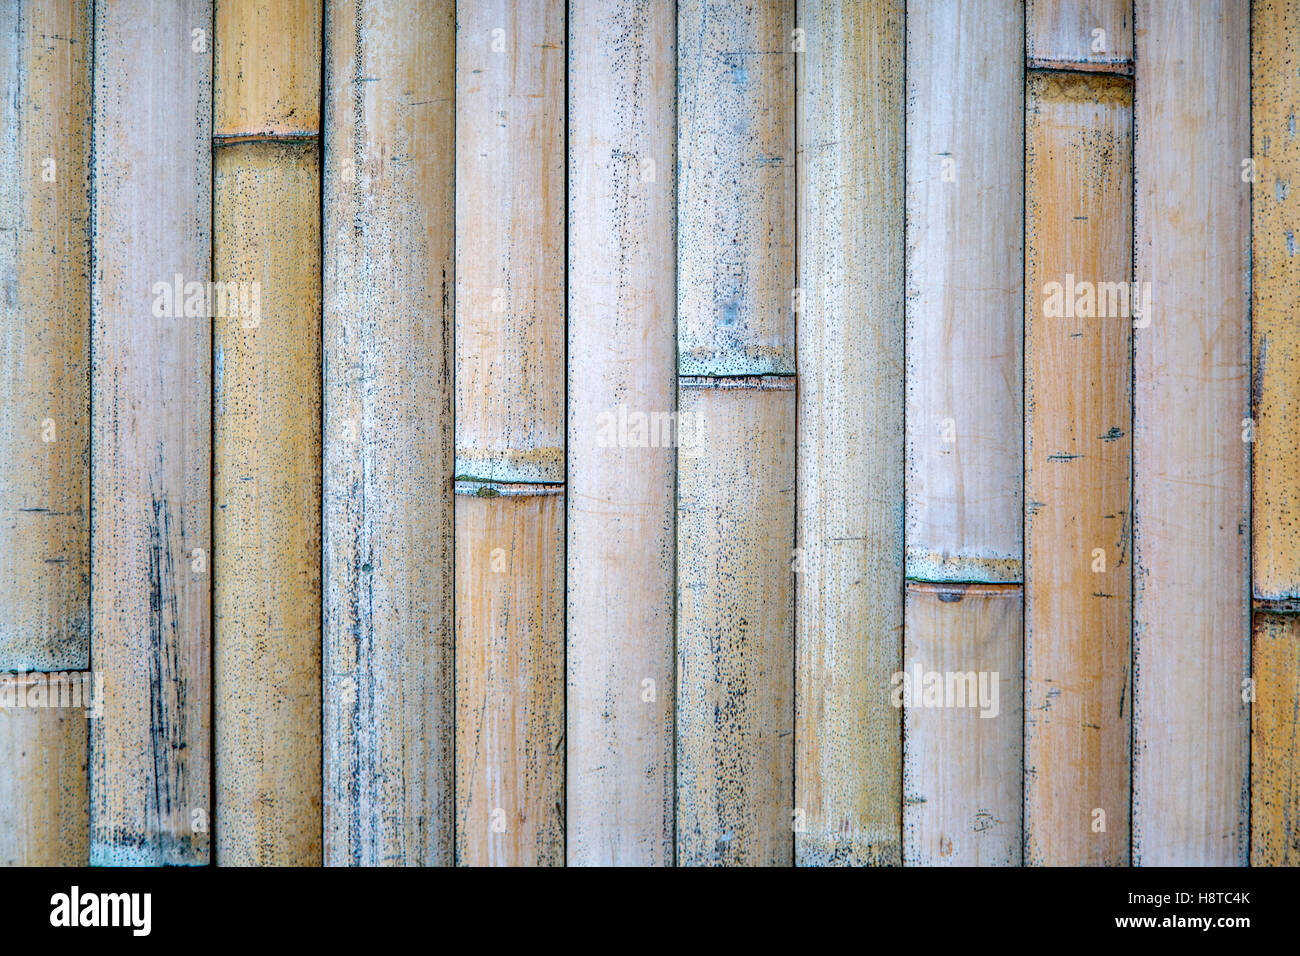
[566,0,675,865]
[90,0,212,866]
[322,0,455,867]
[677,380,795,867]
[905,0,1024,586]
[903,0,1023,866]
[212,0,322,867]
[0,673,89,865]
[454,0,566,866]
[902,583,1022,866]
[1026,0,1133,72]
[1023,70,1132,866]
[1132,0,1250,866]
[676,0,795,868]
[1251,0,1300,865]
[0,0,91,671]
[794,0,903,867]
[455,0,564,485]
[455,485,565,866]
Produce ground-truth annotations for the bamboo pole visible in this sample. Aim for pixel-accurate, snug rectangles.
[566,0,675,865]
[454,486,565,866]
[905,0,1024,585]
[89,0,213,866]
[0,673,89,865]
[1132,0,1250,866]
[677,0,794,377]
[0,0,91,671]
[677,380,795,866]
[1023,70,1132,866]
[322,0,455,867]
[454,0,566,867]
[794,0,903,867]
[676,0,795,868]
[1250,0,1300,866]
[902,0,1023,866]
[1026,0,1133,73]
[455,0,564,485]
[212,0,322,867]
[902,583,1022,866]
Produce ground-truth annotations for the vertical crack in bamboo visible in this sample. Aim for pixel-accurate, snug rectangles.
[1132,0,1250,866]
[566,0,676,865]
[322,0,456,868]
[794,0,904,867]
[90,0,213,866]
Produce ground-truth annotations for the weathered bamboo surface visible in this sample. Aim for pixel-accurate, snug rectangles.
[677,380,795,867]
[794,0,903,867]
[1023,71,1132,867]
[1253,0,1300,603]
[455,487,565,866]
[89,0,212,866]
[1252,612,1300,865]
[0,0,91,670]
[1027,0,1134,73]
[0,674,89,866]
[215,0,321,137]
[903,583,1022,866]
[905,0,1024,584]
[455,0,564,484]
[566,0,675,866]
[213,144,322,866]
[322,0,455,868]
[1132,0,1250,866]
[677,0,794,376]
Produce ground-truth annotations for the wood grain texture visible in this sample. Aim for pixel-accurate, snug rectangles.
[794,0,903,867]
[903,583,1022,866]
[89,0,212,866]
[1251,611,1300,865]
[215,0,322,136]
[1023,71,1132,866]
[1253,0,1300,602]
[677,380,794,866]
[455,488,565,866]
[213,140,322,866]
[566,0,675,866]
[0,673,89,865]
[905,0,1024,584]
[677,0,794,376]
[322,0,455,868]
[455,0,564,484]
[1027,0,1134,73]
[1132,0,1250,866]
[0,0,91,670]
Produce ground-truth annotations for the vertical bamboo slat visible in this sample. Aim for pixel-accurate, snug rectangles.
[213,0,322,867]
[1023,71,1132,866]
[676,381,795,866]
[1026,0,1134,72]
[905,0,1024,584]
[903,583,1022,866]
[454,0,566,867]
[322,0,455,867]
[0,0,91,671]
[90,0,213,866]
[455,0,564,485]
[1251,612,1300,864]
[455,487,565,866]
[1251,0,1300,865]
[1132,0,1250,866]
[677,0,794,376]
[794,0,903,866]
[0,675,88,865]
[566,0,675,865]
